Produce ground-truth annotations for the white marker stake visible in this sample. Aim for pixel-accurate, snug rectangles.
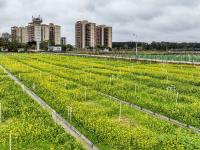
[0,103,1,123]
[85,88,87,101]
[9,132,12,150]
[68,107,70,119]
[119,102,122,122]
[70,107,72,121]
[176,92,179,103]
[135,84,137,95]
[32,83,35,90]
[89,72,92,80]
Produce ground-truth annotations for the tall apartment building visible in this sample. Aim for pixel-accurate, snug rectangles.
[75,21,85,49]
[75,21,96,49]
[75,20,112,49]
[61,37,66,45]
[27,22,34,42]
[86,23,96,48]
[11,26,28,43]
[21,27,28,44]
[96,25,112,48]
[49,23,61,45]
[27,17,42,45]
[11,26,21,42]
[41,24,49,42]
[11,17,61,48]
[2,32,11,40]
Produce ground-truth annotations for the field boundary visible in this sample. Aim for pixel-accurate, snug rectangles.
[98,92,200,134]
[51,52,200,65]
[11,56,200,134]
[0,64,99,150]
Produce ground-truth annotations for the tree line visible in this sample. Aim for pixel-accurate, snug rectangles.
[0,37,73,52]
[113,42,200,51]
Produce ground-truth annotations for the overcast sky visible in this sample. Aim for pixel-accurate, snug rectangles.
[1,0,200,44]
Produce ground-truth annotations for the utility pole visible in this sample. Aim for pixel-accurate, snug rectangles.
[133,34,138,56]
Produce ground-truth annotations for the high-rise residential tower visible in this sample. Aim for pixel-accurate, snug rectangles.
[21,27,28,44]
[41,24,49,42]
[32,16,42,51]
[11,26,28,44]
[11,16,61,49]
[2,33,11,40]
[75,21,96,49]
[11,26,21,42]
[49,23,61,45]
[61,37,66,45]
[96,25,112,48]
[75,20,88,49]
[75,20,112,49]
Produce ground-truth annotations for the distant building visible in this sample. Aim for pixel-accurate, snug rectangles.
[11,26,21,42]
[32,16,42,50]
[11,16,61,49]
[21,27,28,44]
[27,22,34,42]
[75,21,96,49]
[96,25,112,48]
[75,20,112,49]
[61,37,66,45]
[2,32,11,40]
[49,23,61,45]
[11,26,28,44]
[41,24,49,42]
[48,46,62,52]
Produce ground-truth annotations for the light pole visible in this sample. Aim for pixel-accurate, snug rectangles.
[133,34,138,56]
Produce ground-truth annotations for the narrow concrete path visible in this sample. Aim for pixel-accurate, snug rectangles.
[0,64,99,150]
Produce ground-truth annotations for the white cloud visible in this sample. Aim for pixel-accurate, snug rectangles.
[1,0,200,44]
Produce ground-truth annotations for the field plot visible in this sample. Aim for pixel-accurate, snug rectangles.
[0,53,200,150]
[107,53,200,63]
[0,63,85,149]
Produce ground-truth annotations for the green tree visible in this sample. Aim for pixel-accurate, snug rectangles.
[40,41,49,51]
[66,44,74,51]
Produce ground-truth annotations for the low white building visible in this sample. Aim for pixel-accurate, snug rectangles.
[48,46,62,52]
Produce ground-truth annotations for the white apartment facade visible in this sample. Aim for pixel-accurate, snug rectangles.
[54,25,61,45]
[41,24,49,41]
